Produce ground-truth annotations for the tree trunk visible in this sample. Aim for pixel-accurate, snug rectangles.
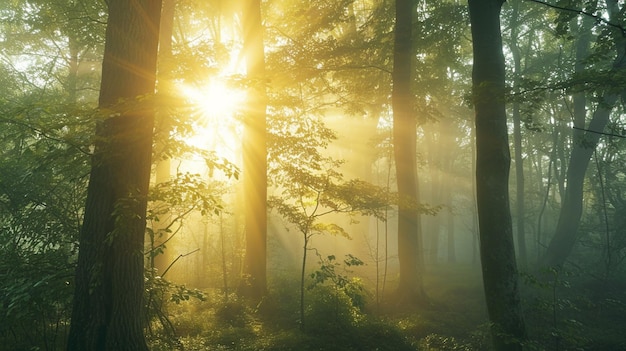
[66,42,79,103]
[444,159,456,264]
[152,0,176,276]
[510,0,527,267]
[241,0,268,300]
[426,129,441,264]
[470,116,479,265]
[468,0,526,349]
[67,1,162,350]
[542,0,624,267]
[393,0,425,303]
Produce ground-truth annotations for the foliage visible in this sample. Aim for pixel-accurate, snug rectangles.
[143,267,505,351]
[3,0,626,349]
[309,254,366,310]
[521,266,626,350]
[0,0,106,102]
[0,87,92,350]
[147,285,419,351]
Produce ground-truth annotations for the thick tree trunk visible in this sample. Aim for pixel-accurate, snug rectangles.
[393,0,425,303]
[468,0,526,349]
[241,0,268,299]
[67,1,162,350]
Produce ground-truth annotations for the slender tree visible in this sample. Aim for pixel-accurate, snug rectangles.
[67,1,162,350]
[241,0,268,299]
[393,0,426,303]
[542,0,624,267]
[151,0,177,275]
[509,0,527,267]
[468,0,526,349]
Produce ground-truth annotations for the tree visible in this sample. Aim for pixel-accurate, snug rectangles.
[0,0,105,103]
[541,0,625,268]
[151,0,177,276]
[241,0,268,300]
[468,0,527,349]
[268,116,388,331]
[393,0,426,303]
[66,1,162,350]
[0,89,92,351]
[509,0,528,267]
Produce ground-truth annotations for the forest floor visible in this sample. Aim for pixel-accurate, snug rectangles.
[146,264,626,351]
[3,264,624,350]
[146,264,490,350]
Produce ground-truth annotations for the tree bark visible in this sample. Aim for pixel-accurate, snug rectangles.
[468,0,527,349]
[393,0,425,303]
[67,1,162,350]
[241,0,268,300]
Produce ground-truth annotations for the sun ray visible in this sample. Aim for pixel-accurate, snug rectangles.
[178,78,245,162]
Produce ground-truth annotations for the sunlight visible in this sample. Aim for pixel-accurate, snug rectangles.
[181,80,245,120]
[179,79,245,163]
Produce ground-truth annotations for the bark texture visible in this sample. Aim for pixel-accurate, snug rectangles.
[468,0,527,349]
[67,1,162,350]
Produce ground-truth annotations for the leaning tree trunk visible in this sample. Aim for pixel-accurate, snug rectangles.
[392,0,426,304]
[241,0,268,300]
[468,0,527,349]
[541,0,624,268]
[67,1,162,350]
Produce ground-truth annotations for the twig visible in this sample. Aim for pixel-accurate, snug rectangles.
[573,125,626,138]
[524,0,626,36]
[161,248,200,278]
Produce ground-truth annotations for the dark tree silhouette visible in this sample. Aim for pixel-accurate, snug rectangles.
[468,0,527,349]
[67,1,162,350]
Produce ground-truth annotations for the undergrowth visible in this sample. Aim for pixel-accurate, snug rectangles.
[146,266,491,351]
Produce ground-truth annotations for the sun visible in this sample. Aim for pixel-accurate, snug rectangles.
[181,80,245,119]
[179,79,245,162]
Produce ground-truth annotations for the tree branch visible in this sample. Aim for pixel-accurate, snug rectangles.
[573,125,626,138]
[524,0,626,36]
[161,248,200,277]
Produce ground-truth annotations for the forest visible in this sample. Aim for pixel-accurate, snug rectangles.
[1,0,625,350]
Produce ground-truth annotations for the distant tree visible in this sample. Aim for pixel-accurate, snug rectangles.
[241,0,268,300]
[468,0,527,349]
[0,0,105,102]
[66,1,162,350]
[509,0,528,267]
[151,0,177,276]
[392,0,426,303]
[541,0,625,268]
